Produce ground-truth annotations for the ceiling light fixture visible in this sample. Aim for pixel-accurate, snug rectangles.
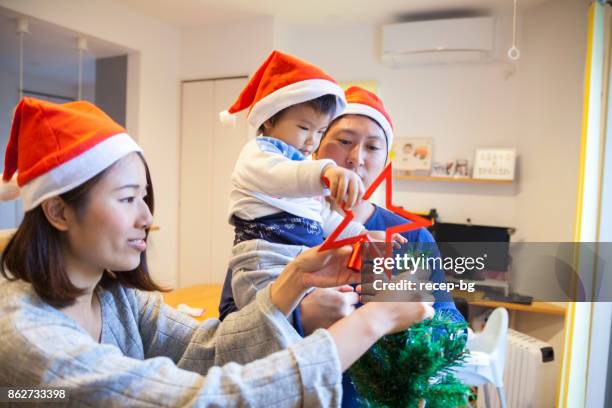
[77,37,88,100]
[508,0,520,60]
[16,18,29,100]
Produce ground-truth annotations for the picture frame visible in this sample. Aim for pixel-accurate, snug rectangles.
[392,138,433,172]
[453,159,470,178]
[473,148,516,180]
[431,161,455,177]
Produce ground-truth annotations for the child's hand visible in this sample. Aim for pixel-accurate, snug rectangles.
[322,165,365,210]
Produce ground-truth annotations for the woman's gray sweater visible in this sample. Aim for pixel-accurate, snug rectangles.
[0,279,342,407]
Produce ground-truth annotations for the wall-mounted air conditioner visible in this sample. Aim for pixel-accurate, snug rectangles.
[382,16,495,67]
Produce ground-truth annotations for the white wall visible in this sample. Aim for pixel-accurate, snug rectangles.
[181,17,274,80]
[0,0,182,286]
[513,0,587,243]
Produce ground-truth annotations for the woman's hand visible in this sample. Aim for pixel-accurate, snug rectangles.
[299,286,359,335]
[327,298,434,371]
[293,246,360,288]
[270,245,358,316]
[359,300,435,337]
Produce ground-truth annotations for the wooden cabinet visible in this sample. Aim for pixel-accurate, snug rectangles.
[179,78,249,286]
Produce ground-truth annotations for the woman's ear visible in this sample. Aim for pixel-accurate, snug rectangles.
[41,197,71,231]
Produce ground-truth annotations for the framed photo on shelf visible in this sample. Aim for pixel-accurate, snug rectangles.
[392,138,433,172]
[431,162,453,177]
[453,159,470,178]
[473,148,516,180]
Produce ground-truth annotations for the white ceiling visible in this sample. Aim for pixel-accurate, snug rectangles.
[0,7,129,89]
[111,0,551,28]
[0,0,551,92]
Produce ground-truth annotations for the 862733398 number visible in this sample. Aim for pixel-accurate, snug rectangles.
[1,388,69,402]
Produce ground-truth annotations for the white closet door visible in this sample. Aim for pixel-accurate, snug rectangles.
[179,78,248,286]
[209,78,249,283]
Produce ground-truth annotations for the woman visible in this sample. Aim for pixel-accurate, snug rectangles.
[219,86,464,407]
[0,98,432,406]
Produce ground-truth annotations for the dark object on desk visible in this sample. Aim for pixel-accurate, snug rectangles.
[433,222,512,275]
[484,292,534,305]
[433,221,512,245]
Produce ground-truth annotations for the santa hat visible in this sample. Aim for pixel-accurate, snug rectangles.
[342,86,394,152]
[1,97,142,211]
[219,50,346,130]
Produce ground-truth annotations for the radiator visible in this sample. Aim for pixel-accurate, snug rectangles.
[477,329,556,408]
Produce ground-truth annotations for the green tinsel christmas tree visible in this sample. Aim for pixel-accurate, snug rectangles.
[348,311,471,408]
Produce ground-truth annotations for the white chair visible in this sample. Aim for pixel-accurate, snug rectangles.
[453,307,509,408]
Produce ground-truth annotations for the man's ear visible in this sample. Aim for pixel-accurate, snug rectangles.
[41,197,71,231]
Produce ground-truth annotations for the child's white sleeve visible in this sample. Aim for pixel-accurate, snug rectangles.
[320,198,366,239]
[233,139,336,198]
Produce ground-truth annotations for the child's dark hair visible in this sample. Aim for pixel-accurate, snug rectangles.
[258,94,337,134]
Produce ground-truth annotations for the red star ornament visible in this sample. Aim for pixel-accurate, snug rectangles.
[318,162,432,273]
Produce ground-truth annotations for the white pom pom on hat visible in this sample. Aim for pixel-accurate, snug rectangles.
[219,110,237,128]
[0,174,19,201]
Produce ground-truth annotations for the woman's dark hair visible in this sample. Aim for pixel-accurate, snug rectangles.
[258,94,338,134]
[0,153,167,307]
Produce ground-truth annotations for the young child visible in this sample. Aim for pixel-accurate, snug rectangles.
[220,51,372,309]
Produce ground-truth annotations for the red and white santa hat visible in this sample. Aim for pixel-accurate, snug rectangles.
[0,97,142,211]
[342,86,394,153]
[219,50,346,130]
